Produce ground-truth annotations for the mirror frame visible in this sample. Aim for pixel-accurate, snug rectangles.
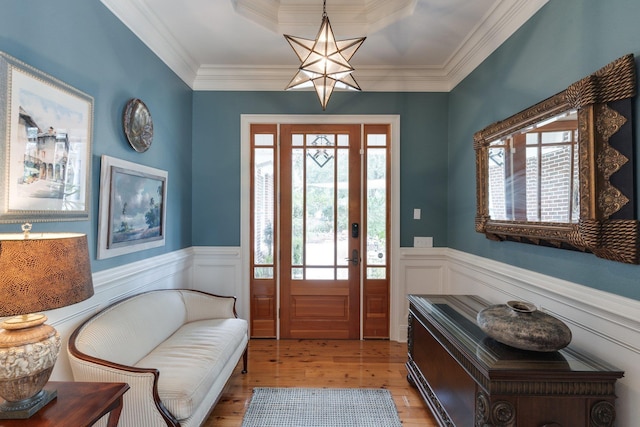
[474,54,639,264]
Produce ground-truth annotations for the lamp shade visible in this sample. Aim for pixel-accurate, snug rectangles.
[0,233,94,317]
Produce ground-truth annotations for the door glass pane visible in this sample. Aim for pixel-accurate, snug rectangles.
[291,267,303,280]
[337,148,349,267]
[292,134,304,146]
[255,134,274,146]
[291,133,351,281]
[307,268,334,280]
[367,134,386,146]
[254,148,274,275]
[367,267,386,279]
[254,267,273,279]
[366,148,386,275]
[305,145,335,267]
[306,134,335,168]
[291,148,304,266]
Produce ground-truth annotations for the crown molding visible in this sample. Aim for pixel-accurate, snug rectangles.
[444,0,549,91]
[99,0,200,85]
[101,0,549,92]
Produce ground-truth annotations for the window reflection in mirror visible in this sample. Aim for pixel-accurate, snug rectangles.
[487,110,579,223]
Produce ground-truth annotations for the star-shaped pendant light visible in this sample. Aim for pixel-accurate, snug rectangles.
[284,0,366,110]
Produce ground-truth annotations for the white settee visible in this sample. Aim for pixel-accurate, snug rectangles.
[68,289,248,427]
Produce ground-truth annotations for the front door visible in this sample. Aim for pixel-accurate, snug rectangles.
[280,124,361,339]
[249,122,391,340]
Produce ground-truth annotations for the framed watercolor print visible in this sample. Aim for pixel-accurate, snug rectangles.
[0,51,93,223]
[97,155,167,259]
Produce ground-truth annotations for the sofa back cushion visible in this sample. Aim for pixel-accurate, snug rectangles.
[73,290,188,366]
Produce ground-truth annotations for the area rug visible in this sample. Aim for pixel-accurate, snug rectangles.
[241,387,402,427]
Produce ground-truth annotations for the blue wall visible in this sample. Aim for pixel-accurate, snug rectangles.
[448,0,640,299]
[191,90,449,247]
[0,0,193,271]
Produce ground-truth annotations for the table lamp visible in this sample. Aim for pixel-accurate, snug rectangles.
[0,223,94,419]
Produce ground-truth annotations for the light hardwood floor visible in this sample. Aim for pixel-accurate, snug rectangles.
[205,339,438,426]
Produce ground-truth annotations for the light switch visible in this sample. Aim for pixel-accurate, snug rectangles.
[413,208,421,220]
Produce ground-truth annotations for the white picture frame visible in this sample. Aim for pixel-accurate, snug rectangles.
[97,155,167,259]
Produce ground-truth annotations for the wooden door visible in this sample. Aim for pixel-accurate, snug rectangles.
[279,124,361,339]
[249,122,391,339]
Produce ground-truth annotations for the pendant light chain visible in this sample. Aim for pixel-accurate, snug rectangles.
[323,0,327,18]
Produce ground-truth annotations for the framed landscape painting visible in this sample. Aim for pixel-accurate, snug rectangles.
[97,155,167,259]
[0,51,93,222]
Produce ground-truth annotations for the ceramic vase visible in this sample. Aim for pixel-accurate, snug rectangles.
[476,301,572,352]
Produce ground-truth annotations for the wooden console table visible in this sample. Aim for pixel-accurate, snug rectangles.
[0,381,129,427]
[407,295,623,427]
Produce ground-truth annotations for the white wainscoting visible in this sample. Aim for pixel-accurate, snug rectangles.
[392,248,449,342]
[397,247,640,427]
[43,245,640,424]
[46,249,193,382]
[191,246,247,319]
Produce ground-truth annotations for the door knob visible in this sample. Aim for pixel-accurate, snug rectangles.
[345,249,359,266]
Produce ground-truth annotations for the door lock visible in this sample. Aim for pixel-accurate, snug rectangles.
[345,249,359,266]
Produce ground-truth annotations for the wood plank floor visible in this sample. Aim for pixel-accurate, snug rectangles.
[205,339,438,426]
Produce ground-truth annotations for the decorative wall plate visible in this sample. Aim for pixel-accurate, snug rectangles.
[123,98,153,152]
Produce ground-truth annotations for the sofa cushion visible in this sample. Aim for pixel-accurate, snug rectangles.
[134,317,248,420]
[74,291,188,366]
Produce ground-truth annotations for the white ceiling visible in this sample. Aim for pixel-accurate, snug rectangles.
[100,0,548,92]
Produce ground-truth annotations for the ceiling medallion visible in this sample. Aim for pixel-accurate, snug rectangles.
[284,0,365,110]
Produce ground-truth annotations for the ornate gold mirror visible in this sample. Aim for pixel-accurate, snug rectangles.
[475,54,639,264]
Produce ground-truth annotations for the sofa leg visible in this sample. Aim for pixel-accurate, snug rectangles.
[242,347,248,374]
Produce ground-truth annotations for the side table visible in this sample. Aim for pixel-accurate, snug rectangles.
[0,381,129,427]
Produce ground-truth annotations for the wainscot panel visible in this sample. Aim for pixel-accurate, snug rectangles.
[191,246,246,320]
[393,248,449,341]
[45,249,193,382]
